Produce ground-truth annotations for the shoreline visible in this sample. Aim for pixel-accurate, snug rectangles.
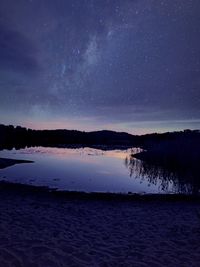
[0,181,200,202]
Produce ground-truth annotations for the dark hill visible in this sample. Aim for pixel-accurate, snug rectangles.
[0,124,200,151]
[0,124,138,149]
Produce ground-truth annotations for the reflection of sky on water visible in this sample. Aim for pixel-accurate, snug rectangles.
[0,147,174,194]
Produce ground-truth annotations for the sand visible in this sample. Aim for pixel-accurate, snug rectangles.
[0,187,200,267]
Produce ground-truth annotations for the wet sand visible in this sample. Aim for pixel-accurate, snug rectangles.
[0,184,200,267]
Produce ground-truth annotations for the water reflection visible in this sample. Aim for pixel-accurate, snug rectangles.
[0,146,156,194]
[125,152,200,194]
[0,146,199,194]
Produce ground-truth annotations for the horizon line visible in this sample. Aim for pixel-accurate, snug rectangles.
[1,123,200,137]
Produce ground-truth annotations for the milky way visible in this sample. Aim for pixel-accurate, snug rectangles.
[0,0,200,133]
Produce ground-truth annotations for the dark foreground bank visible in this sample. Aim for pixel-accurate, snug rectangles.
[0,158,33,169]
[0,182,200,267]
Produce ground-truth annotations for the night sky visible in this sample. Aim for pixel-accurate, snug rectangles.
[0,0,200,134]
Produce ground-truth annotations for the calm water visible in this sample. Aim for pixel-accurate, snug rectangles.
[0,146,174,194]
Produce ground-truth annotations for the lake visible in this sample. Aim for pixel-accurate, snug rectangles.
[0,146,175,194]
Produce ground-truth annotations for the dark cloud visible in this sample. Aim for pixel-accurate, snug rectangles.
[0,22,38,73]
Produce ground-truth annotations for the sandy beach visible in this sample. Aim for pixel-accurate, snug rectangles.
[0,185,199,267]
